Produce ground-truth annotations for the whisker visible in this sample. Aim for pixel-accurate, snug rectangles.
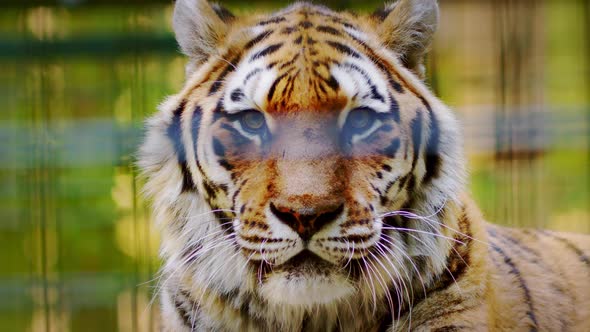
[381,226,466,245]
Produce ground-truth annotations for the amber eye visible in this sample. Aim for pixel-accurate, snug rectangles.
[239,110,267,134]
[345,107,376,132]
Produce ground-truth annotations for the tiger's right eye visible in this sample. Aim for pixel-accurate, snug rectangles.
[239,110,267,135]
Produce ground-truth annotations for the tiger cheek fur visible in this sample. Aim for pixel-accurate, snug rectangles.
[139,1,590,331]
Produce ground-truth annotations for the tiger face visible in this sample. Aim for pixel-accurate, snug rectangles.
[141,0,465,315]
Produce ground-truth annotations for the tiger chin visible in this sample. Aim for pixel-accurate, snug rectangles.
[139,0,590,331]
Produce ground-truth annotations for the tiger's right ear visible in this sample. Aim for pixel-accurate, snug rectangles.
[173,0,235,74]
[372,0,438,79]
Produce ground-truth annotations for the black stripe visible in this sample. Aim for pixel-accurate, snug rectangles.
[174,290,198,328]
[218,159,234,171]
[340,30,405,94]
[325,74,339,90]
[544,232,590,268]
[492,245,539,330]
[410,110,423,171]
[267,61,279,69]
[267,72,289,101]
[316,25,341,36]
[231,186,242,210]
[341,62,385,103]
[212,138,226,158]
[209,56,240,95]
[326,41,361,58]
[166,101,196,193]
[383,175,401,197]
[422,98,441,185]
[281,26,298,34]
[191,106,204,174]
[381,138,401,158]
[369,85,385,103]
[284,70,300,100]
[488,229,542,263]
[250,43,283,61]
[174,299,192,328]
[257,16,286,25]
[388,94,400,122]
[243,68,262,85]
[330,17,357,30]
[311,68,339,93]
[279,53,300,70]
[211,3,235,23]
[372,6,393,21]
[374,59,405,93]
[299,20,313,29]
[244,30,272,50]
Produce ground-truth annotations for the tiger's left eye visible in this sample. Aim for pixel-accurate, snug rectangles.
[345,107,376,132]
[239,110,266,134]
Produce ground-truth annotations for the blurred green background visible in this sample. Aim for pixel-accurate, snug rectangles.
[1,0,589,331]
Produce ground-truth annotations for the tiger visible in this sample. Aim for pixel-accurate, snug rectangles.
[138,0,590,331]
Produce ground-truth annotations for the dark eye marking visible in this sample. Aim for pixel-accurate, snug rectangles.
[212,138,226,158]
[410,110,424,171]
[381,137,401,158]
[230,89,245,102]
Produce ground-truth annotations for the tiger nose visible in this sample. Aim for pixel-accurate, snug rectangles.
[269,202,344,241]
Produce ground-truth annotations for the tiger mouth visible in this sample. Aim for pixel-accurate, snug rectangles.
[276,250,334,274]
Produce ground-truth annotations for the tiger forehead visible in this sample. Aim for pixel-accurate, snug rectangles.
[248,5,363,65]
[236,6,367,113]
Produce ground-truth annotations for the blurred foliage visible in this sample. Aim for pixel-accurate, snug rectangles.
[0,0,588,331]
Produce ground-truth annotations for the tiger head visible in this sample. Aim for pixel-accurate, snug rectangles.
[140,0,465,314]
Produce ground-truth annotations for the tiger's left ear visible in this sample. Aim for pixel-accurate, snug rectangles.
[372,0,439,79]
[173,0,236,75]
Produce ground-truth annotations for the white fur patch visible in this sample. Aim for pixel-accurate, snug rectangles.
[260,271,354,306]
